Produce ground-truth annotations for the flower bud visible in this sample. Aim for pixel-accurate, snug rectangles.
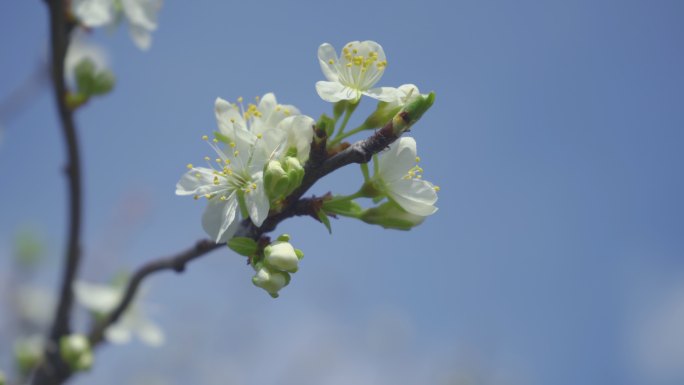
[264,240,300,273]
[264,160,290,200]
[252,266,290,298]
[14,335,43,375]
[59,334,93,372]
[391,92,435,135]
[283,156,305,194]
[361,201,426,230]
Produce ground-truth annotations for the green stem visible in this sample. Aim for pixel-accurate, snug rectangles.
[360,163,371,183]
[328,123,369,147]
[332,101,358,140]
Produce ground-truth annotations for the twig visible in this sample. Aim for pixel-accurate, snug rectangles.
[31,1,80,384]
[88,239,224,346]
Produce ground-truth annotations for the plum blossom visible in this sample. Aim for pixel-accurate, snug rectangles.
[371,137,439,216]
[74,281,164,346]
[316,41,401,103]
[71,0,163,50]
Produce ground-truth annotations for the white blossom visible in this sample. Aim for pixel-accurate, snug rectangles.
[71,0,163,50]
[316,41,401,103]
[372,137,439,216]
[74,281,164,347]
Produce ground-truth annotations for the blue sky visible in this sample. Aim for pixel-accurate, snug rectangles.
[1,1,684,384]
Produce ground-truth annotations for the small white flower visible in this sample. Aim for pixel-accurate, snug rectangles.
[74,281,164,347]
[372,137,439,216]
[316,40,401,103]
[71,0,163,50]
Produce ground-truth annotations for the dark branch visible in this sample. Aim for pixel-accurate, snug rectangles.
[88,239,224,346]
[32,1,80,384]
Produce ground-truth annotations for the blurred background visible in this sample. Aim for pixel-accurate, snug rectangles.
[1,1,684,384]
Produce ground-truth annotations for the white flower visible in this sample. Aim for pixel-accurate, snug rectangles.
[176,98,282,242]
[316,41,401,103]
[71,0,163,50]
[371,137,439,216]
[74,281,164,347]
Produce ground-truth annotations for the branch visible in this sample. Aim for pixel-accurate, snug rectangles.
[88,239,224,346]
[32,1,80,384]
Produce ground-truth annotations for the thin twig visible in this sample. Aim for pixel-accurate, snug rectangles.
[88,239,224,346]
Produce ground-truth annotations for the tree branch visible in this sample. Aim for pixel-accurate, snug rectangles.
[88,239,224,346]
[32,1,80,384]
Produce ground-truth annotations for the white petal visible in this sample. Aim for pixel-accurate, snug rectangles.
[73,281,121,313]
[175,167,223,196]
[318,43,339,82]
[64,33,109,85]
[72,0,115,27]
[201,196,239,243]
[364,87,403,103]
[315,81,358,102]
[121,0,160,30]
[378,137,418,182]
[244,173,269,227]
[128,24,152,51]
[215,97,246,135]
[104,322,132,344]
[387,179,438,216]
[135,319,165,347]
[277,115,314,162]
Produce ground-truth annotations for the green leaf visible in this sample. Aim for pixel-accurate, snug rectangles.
[316,210,332,234]
[227,237,258,256]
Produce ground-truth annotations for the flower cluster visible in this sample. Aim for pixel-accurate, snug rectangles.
[71,0,163,50]
[177,41,438,297]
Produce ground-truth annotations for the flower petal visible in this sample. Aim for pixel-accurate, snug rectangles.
[128,24,152,51]
[318,43,339,82]
[215,98,246,135]
[134,318,165,347]
[387,178,438,216]
[316,81,358,102]
[364,87,403,103]
[121,0,160,30]
[277,115,315,162]
[105,321,133,344]
[175,167,224,196]
[202,196,239,243]
[72,0,115,27]
[378,137,418,182]
[73,281,121,313]
[244,173,269,227]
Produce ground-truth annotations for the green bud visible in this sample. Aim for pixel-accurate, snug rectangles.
[228,237,258,256]
[264,241,299,273]
[74,58,96,95]
[283,157,305,194]
[66,92,89,109]
[73,57,115,97]
[391,92,435,135]
[264,160,290,200]
[14,335,43,375]
[59,334,93,372]
[361,201,426,230]
[323,197,363,218]
[252,266,290,298]
[316,113,336,139]
[0,369,6,385]
[364,101,401,129]
[91,70,115,95]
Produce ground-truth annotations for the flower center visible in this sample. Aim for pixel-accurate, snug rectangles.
[329,42,387,91]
